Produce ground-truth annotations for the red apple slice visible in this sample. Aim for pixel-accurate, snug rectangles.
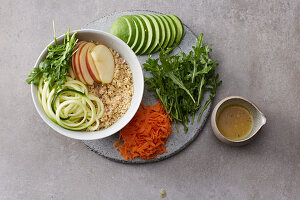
[75,43,87,84]
[72,41,87,84]
[71,43,79,77]
[71,41,85,79]
[90,45,115,84]
[78,43,94,85]
[85,43,102,83]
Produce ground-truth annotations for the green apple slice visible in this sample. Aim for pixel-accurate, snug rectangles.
[167,14,184,44]
[151,14,166,53]
[144,15,160,54]
[157,15,171,49]
[134,15,148,54]
[129,16,142,52]
[109,17,130,44]
[161,15,177,47]
[122,16,136,47]
[138,15,155,55]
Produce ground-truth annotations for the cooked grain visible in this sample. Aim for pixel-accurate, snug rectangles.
[88,49,134,129]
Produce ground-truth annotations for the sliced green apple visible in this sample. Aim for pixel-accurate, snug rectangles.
[161,15,177,47]
[144,15,160,54]
[157,15,171,49]
[167,14,184,44]
[110,14,184,55]
[151,14,166,53]
[122,15,136,47]
[138,15,155,55]
[129,16,142,52]
[110,17,130,44]
[134,15,148,55]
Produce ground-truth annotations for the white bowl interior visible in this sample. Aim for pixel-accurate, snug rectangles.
[31,29,144,140]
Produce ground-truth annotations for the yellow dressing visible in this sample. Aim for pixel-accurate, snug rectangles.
[217,104,253,141]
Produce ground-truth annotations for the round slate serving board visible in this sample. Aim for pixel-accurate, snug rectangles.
[82,10,212,163]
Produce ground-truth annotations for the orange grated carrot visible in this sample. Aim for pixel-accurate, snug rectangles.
[114,101,172,160]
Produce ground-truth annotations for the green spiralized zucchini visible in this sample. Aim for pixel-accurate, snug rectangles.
[38,76,104,131]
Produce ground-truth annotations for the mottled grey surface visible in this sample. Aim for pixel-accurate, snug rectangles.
[83,10,211,163]
[0,0,299,199]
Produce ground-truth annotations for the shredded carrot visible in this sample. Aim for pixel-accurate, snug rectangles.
[114,101,172,160]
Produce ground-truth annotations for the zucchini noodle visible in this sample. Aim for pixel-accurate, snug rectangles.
[38,76,104,131]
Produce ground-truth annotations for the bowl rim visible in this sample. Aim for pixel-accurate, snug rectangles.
[211,96,266,144]
[31,29,144,140]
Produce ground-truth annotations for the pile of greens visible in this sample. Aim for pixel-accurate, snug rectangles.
[26,28,78,91]
[144,33,222,132]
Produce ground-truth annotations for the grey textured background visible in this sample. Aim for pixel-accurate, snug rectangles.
[0,0,299,199]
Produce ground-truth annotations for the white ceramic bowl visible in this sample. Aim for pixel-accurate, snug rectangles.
[31,29,144,140]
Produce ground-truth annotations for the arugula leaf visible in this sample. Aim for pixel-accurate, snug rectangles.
[26,67,42,85]
[26,27,78,91]
[167,71,196,103]
[144,33,222,132]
